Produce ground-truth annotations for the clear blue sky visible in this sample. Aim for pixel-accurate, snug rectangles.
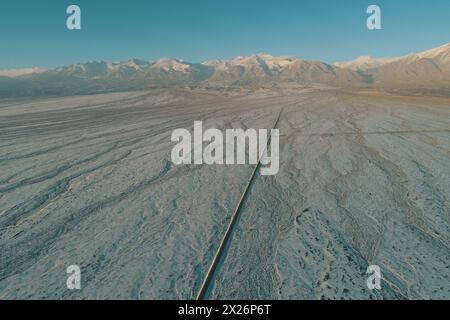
[0,0,449,69]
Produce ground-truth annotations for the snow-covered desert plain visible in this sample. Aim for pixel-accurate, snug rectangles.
[0,86,449,299]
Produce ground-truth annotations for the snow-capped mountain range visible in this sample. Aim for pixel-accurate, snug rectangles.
[0,67,46,78]
[335,43,450,71]
[334,43,450,94]
[1,43,449,97]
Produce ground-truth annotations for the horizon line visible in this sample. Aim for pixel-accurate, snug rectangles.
[1,41,449,71]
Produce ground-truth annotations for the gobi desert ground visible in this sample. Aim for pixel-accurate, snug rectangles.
[1,86,449,299]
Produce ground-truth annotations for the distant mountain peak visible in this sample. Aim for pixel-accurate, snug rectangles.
[415,43,450,61]
[0,67,45,78]
[334,55,403,71]
[152,59,191,73]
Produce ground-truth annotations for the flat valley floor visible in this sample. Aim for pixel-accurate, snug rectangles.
[0,87,449,299]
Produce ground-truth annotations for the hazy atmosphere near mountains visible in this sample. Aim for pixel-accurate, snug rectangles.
[0,0,449,300]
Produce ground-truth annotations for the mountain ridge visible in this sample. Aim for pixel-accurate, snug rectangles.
[1,43,449,97]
